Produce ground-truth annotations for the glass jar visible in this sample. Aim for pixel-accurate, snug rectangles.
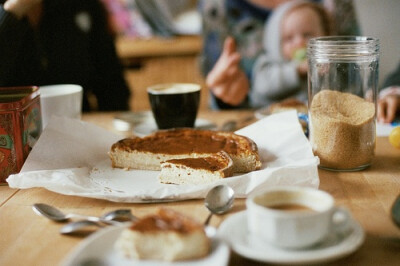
[307,36,380,171]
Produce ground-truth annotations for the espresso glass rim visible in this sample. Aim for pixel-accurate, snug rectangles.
[147,83,201,94]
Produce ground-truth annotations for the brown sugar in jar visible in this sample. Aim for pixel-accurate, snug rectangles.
[309,90,375,170]
[307,36,379,171]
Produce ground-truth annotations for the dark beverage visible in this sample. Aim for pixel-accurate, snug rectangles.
[267,203,316,212]
[148,83,201,129]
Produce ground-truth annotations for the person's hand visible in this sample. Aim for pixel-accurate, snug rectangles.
[377,94,400,123]
[296,60,308,78]
[206,36,249,106]
[4,0,42,19]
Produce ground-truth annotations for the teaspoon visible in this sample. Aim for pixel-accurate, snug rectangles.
[59,220,104,235]
[60,217,136,235]
[220,115,255,131]
[32,203,135,225]
[204,184,235,226]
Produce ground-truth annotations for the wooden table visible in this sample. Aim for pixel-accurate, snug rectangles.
[116,35,202,59]
[1,110,399,266]
[114,35,208,112]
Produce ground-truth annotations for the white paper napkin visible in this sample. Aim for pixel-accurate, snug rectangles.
[376,122,398,136]
[7,111,320,202]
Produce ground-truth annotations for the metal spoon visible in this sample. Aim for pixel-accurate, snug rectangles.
[59,216,137,236]
[59,220,107,235]
[32,203,135,225]
[391,194,400,229]
[204,184,235,226]
[220,115,255,131]
[220,120,237,131]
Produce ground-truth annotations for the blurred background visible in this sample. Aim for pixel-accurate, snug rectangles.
[103,0,400,111]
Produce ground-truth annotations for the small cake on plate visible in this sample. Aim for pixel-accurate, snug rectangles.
[115,208,210,261]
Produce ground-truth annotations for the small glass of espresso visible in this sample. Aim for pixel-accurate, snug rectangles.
[147,83,201,129]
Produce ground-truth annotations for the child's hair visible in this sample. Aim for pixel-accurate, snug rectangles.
[286,2,335,36]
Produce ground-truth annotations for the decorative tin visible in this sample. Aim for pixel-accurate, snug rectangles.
[0,86,42,184]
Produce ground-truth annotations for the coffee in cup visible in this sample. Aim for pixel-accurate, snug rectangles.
[246,186,351,249]
[147,83,200,129]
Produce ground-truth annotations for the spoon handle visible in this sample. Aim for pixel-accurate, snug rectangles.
[68,214,124,226]
[68,214,100,222]
[100,220,125,226]
[204,213,213,226]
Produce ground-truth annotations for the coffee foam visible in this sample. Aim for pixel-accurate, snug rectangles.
[148,83,200,95]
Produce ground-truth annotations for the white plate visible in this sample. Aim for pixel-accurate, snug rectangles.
[113,111,154,131]
[254,106,270,120]
[218,211,365,265]
[113,111,217,135]
[62,226,230,266]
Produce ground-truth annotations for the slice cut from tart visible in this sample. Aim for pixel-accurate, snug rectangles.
[159,151,234,185]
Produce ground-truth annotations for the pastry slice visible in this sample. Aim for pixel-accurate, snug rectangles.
[158,151,234,185]
[115,208,210,261]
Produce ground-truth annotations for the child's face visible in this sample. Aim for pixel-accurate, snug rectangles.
[281,6,326,60]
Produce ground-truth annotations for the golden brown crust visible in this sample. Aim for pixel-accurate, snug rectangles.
[111,128,258,156]
[110,128,261,173]
[116,208,211,261]
[129,208,204,234]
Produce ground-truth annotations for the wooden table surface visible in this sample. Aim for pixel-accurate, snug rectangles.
[1,110,399,266]
[116,35,202,59]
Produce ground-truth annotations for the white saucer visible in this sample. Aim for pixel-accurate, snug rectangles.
[113,111,154,131]
[254,106,270,120]
[113,111,217,136]
[217,211,365,265]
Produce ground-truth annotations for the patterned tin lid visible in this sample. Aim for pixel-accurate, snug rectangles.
[0,86,40,111]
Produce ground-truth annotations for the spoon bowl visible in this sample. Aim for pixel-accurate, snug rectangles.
[59,220,104,235]
[204,184,235,225]
[33,203,70,222]
[101,209,136,222]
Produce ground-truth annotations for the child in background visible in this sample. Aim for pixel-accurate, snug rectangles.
[251,0,332,108]
[201,0,289,109]
[201,0,359,110]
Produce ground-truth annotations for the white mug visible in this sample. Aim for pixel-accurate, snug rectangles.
[39,84,83,129]
[246,186,351,249]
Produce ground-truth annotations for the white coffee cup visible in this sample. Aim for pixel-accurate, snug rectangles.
[246,186,351,249]
[39,84,83,129]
